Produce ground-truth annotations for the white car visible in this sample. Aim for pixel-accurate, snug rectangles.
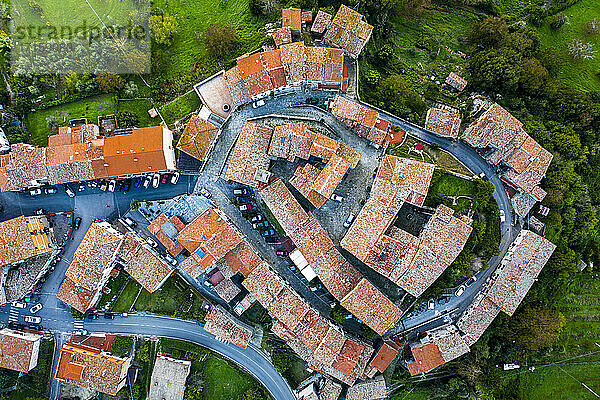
[165,254,177,265]
[143,176,151,189]
[152,173,160,188]
[500,210,506,223]
[122,217,136,228]
[66,187,75,197]
[200,188,212,198]
[330,194,343,202]
[427,299,435,310]
[146,237,158,248]
[29,188,42,196]
[171,171,180,185]
[108,180,117,192]
[30,303,43,313]
[343,213,355,228]
[252,99,265,108]
[12,301,27,308]
[455,285,466,297]
[44,187,58,194]
[24,315,41,324]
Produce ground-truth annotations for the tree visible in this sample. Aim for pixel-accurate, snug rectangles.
[474,179,495,211]
[331,303,350,323]
[130,199,141,211]
[567,39,596,60]
[239,388,263,400]
[395,0,428,19]
[117,111,139,128]
[149,14,178,46]
[520,58,549,93]
[111,336,133,356]
[95,73,125,93]
[373,74,426,118]
[5,126,29,143]
[550,13,568,30]
[138,341,150,362]
[587,19,600,35]
[271,352,291,374]
[469,47,523,93]
[204,24,238,58]
[468,17,509,49]
[510,305,566,352]
[183,386,203,400]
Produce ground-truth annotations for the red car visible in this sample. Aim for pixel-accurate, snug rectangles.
[161,174,170,184]
[239,204,253,211]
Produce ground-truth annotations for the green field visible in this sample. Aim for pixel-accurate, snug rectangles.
[514,362,600,399]
[160,90,202,127]
[536,0,600,91]
[151,0,267,80]
[25,94,117,146]
[116,98,158,128]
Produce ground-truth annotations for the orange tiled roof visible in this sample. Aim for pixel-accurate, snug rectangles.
[204,305,252,348]
[425,108,461,139]
[282,8,302,30]
[224,122,273,188]
[407,343,444,376]
[176,116,220,162]
[0,328,41,372]
[322,5,373,57]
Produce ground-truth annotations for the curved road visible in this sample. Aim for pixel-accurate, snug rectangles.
[0,88,522,400]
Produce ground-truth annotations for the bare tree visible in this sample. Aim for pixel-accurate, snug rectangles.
[567,39,596,60]
[586,19,600,35]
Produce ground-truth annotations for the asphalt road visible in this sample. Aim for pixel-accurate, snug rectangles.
[0,87,524,399]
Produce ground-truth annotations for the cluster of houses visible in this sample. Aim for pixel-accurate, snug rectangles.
[0,4,561,400]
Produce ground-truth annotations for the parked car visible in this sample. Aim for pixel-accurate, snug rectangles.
[465,276,477,287]
[99,181,108,192]
[427,299,435,310]
[146,237,158,248]
[28,324,43,331]
[108,180,117,192]
[12,301,27,309]
[343,213,356,228]
[152,173,160,188]
[252,221,269,229]
[200,188,212,198]
[44,187,58,194]
[24,316,41,324]
[239,203,253,212]
[29,188,42,196]
[104,313,115,319]
[455,285,466,297]
[250,215,263,223]
[74,217,81,229]
[261,229,276,237]
[305,97,319,105]
[30,303,43,313]
[35,209,46,215]
[161,174,169,184]
[116,180,124,192]
[499,210,506,223]
[164,254,178,266]
[133,177,142,188]
[87,313,99,320]
[74,329,88,335]
[233,188,249,196]
[143,176,152,189]
[252,99,265,108]
[122,217,136,228]
[276,250,288,257]
[265,236,280,243]
[78,183,85,192]
[171,171,180,184]
[330,194,343,202]
[236,196,252,204]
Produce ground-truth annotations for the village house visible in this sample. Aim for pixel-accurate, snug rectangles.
[463,103,552,217]
[445,72,468,92]
[425,107,462,139]
[0,215,56,305]
[175,115,221,164]
[0,124,176,192]
[314,5,374,58]
[148,354,191,400]
[55,341,131,395]
[56,221,122,313]
[0,328,42,372]
[329,95,391,145]
[203,305,253,348]
[260,178,402,336]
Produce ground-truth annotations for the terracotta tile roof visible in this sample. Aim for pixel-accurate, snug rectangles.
[223,239,263,277]
[464,103,552,210]
[176,116,220,162]
[330,95,389,145]
[272,27,292,47]
[260,178,402,336]
[457,293,500,346]
[57,222,122,313]
[346,375,387,400]
[319,379,342,400]
[204,305,252,348]
[369,340,399,373]
[425,108,461,138]
[407,343,444,375]
[148,355,190,400]
[302,10,313,22]
[55,343,131,395]
[282,8,302,30]
[484,230,555,316]
[224,122,272,188]
[176,208,243,263]
[0,216,52,266]
[214,278,242,302]
[311,10,332,34]
[147,214,185,257]
[445,72,467,91]
[242,262,374,385]
[0,328,41,372]
[322,5,373,57]
[117,232,172,293]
